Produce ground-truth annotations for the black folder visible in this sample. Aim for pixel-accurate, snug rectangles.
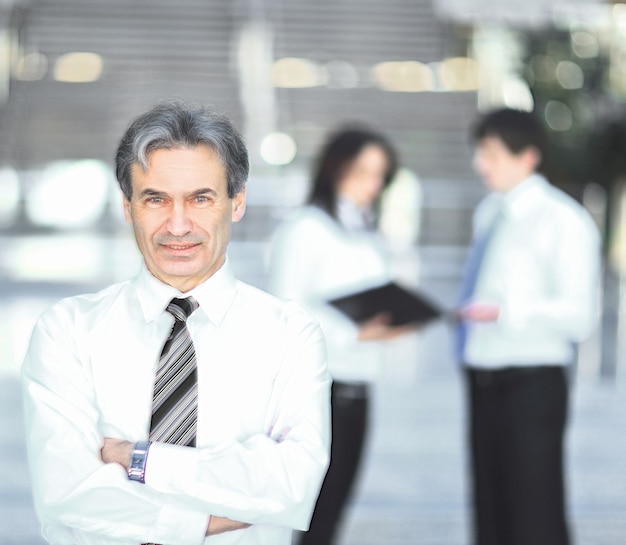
[328,282,442,326]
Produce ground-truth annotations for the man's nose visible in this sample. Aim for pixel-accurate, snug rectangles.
[166,203,193,235]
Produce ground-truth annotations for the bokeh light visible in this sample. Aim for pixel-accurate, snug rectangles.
[26,160,112,228]
[270,57,324,88]
[556,60,584,90]
[544,100,574,131]
[260,132,297,165]
[372,61,434,92]
[54,52,103,83]
[14,52,48,81]
[438,57,481,91]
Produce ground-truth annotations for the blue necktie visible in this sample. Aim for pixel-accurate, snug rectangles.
[455,209,502,361]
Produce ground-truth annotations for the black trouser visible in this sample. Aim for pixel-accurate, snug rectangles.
[465,366,570,545]
[296,381,369,545]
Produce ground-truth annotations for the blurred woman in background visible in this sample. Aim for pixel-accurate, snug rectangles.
[269,126,413,545]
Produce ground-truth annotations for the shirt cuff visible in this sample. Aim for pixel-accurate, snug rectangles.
[145,443,208,545]
[145,442,198,494]
[153,503,208,545]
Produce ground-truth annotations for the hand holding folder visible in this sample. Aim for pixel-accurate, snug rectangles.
[328,282,442,327]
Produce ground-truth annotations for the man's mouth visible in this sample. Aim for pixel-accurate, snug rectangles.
[162,242,200,254]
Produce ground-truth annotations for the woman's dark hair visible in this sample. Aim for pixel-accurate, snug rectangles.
[307,126,398,220]
[472,108,548,171]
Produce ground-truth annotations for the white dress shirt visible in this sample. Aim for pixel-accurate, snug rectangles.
[463,174,601,369]
[21,259,331,545]
[268,203,390,383]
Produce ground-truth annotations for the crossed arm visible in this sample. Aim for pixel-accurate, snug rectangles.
[100,438,249,537]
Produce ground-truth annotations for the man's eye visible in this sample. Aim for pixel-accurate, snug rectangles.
[195,196,210,204]
[146,197,164,205]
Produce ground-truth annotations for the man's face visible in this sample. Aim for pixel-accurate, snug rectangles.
[124,145,246,292]
[473,135,537,193]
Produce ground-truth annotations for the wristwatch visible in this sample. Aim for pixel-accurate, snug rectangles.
[128,441,151,483]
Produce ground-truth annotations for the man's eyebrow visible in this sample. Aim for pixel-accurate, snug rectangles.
[137,187,219,199]
[138,188,168,198]
[190,187,218,197]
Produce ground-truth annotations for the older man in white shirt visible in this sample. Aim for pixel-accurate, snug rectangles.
[456,108,600,545]
[21,101,331,545]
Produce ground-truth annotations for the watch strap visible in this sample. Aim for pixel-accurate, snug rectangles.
[128,440,151,483]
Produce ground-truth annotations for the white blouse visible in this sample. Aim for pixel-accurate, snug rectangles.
[268,204,391,383]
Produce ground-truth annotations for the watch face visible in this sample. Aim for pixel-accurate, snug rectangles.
[128,442,150,482]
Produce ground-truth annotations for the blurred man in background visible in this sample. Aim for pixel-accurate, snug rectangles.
[456,108,601,545]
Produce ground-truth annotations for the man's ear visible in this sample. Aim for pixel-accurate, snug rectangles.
[523,146,541,172]
[232,187,246,223]
[123,197,132,224]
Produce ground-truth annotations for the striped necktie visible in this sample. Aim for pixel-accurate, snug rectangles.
[150,297,199,447]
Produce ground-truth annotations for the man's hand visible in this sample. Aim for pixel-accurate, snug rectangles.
[100,437,134,471]
[458,302,500,323]
[206,516,251,536]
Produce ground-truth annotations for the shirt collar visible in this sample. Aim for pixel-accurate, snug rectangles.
[336,195,376,232]
[134,257,238,326]
[501,173,548,218]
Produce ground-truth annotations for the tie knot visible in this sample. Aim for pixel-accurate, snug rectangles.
[166,297,199,322]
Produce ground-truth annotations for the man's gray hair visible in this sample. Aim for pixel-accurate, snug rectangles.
[115,100,249,199]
